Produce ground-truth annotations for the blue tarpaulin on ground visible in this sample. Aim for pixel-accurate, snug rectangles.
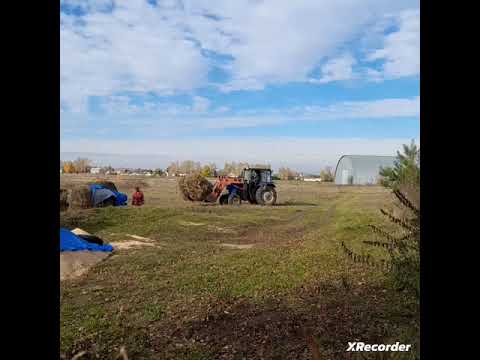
[60,228,113,252]
[89,184,128,207]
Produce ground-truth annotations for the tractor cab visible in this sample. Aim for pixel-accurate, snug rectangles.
[241,167,272,185]
[238,167,277,205]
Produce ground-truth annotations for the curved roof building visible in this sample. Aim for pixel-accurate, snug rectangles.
[334,155,396,185]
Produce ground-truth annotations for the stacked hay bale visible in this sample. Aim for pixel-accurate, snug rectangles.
[69,184,93,210]
[60,188,70,212]
[178,173,213,201]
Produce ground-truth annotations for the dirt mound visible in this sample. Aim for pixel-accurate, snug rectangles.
[178,173,213,201]
[69,185,92,210]
[89,179,118,192]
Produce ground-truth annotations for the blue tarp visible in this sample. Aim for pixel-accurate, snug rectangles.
[89,184,128,207]
[60,228,113,252]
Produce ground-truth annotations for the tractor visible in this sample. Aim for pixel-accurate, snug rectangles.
[206,167,277,205]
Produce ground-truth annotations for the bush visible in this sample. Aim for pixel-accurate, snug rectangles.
[373,189,420,298]
[380,140,420,190]
[341,141,420,299]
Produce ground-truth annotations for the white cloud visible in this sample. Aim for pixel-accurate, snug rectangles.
[61,136,419,172]
[182,0,419,90]
[60,0,420,109]
[61,96,419,138]
[192,96,211,113]
[310,53,357,84]
[303,96,420,120]
[215,106,230,113]
[60,0,208,112]
[366,9,420,79]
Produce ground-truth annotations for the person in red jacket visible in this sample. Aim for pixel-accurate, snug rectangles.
[132,187,144,206]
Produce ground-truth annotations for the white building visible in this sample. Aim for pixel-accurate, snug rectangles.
[90,167,102,175]
[334,155,396,185]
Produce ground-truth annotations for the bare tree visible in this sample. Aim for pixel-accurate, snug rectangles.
[201,163,217,177]
[320,166,334,182]
[73,158,92,173]
[179,160,201,174]
[278,167,298,180]
[166,161,180,176]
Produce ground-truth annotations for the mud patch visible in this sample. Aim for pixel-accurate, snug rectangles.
[159,283,396,359]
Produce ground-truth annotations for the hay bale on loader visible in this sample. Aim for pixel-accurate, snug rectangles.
[178,173,213,201]
[69,184,92,210]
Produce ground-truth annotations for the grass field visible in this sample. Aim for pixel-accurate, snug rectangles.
[60,175,419,359]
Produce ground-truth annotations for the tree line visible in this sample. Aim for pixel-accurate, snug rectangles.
[61,158,92,174]
[60,157,335,181]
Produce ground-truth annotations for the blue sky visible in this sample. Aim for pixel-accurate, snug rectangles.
[60,0,419,172]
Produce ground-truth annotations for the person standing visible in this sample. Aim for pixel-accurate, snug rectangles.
[132,186,144,206]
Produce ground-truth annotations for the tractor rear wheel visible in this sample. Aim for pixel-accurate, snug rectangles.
[255,187,277,206]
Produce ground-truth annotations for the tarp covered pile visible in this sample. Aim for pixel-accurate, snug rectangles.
[60,228,113,252]
[90,184,128,207]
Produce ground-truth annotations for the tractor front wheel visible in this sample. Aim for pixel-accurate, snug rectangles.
[228,193,242,205]
[255,187,277,206]
[219,194,229,205]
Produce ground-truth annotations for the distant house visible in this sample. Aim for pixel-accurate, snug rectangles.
[304,178,322,182]
[116,168,130,174]
[90,167,101,175]
[295,173,304,181]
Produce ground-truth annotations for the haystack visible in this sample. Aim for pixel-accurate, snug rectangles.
[178,173,213,201]
[69,184,92,210]
[90,179,118,192]
[60,188,70,212]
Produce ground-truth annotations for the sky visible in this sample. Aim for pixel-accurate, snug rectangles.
[60,0,420,173]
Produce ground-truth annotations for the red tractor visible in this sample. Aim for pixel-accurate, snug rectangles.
[206,167,277,205]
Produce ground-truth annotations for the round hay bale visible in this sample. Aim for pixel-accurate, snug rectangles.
[89,179,118,192]
[178,173,213,202]
[60,188,70,212]
[69,185,92,210]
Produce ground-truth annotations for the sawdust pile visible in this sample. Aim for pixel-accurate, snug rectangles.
[178,173,213,201]
[60,251,110,281]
